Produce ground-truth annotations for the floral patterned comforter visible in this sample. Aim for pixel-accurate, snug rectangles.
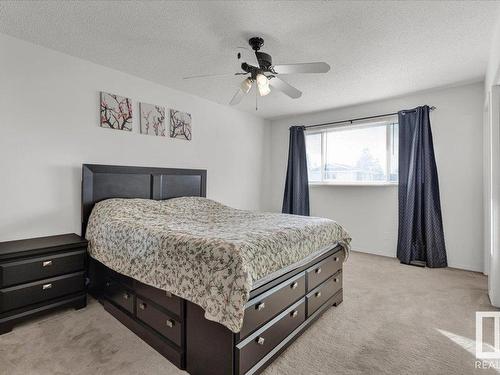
[86,197,351,333]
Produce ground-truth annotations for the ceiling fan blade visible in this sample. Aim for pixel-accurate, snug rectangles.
[236,47,260,68]
[272,62,330,74]
[183,73,238,80]
[229,87,248,105]
[269,77,302,99]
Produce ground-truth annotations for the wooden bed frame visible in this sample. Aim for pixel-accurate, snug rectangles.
[82,164,344,375]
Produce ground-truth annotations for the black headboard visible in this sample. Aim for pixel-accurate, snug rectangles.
[81,164,207,235]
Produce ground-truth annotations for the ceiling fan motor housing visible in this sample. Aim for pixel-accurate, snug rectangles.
[249,37,273,70]
[256,52,272,70]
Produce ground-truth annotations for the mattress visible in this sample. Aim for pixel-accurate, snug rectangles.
[86,197,351,332]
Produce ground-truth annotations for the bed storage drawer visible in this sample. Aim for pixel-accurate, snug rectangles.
[306,251,343,291]
[237,298,305,375]
[136,297,182,346]
[134,281,182,317]
[0,271,85,312]
[240,272,305,339]
[0,249,86,288]
[103,267,133,288]
[306,271,342,317]
[104,280,135,314]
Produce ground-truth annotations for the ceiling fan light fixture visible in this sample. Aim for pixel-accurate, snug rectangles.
[256,73,270,96]
[240,78,253,93]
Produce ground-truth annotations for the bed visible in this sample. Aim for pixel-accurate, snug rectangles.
[82,164,350,375]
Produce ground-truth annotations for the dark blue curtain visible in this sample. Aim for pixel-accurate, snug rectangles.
[282,126,310,216]
[397,106,447,267]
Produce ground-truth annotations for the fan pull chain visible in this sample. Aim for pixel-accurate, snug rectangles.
[255,85,258,111]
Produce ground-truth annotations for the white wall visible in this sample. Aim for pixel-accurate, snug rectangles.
[269,82,484,272]
[0,33,271,241]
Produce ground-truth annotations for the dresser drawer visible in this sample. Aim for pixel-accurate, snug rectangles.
[104,280,134,314]
[240,272,305,339]
[237,298,305,375]
[0,249,85,288]
[306,251,343,292]
[0,271,85,312]
[136,297,182,346]
[307,271,342,317]
[134,281,182,317]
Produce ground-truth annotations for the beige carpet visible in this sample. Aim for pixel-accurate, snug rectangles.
[0,251,497,375]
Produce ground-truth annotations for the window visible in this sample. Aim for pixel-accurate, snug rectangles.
[306,120,398,185]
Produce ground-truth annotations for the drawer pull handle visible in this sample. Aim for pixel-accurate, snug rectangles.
[256,336,265,345]
[123,293,130,300]
[165,291,172,298]
[166,319,174,328]
[315,291,322,298]
[291,281,298,289]
[290,310,299,318]
[334,278,339,283]
[42,283,52,290]
[139,303,146,310]
[256,302,265,311]
[334,257,339,262]
[315,268,322,274]
[42,260,52,267]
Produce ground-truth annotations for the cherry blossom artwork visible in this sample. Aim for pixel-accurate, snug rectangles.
[169,109,192,141]
[100,92,133,131]
[140,103,166,136]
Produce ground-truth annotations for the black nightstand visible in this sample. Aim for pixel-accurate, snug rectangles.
[0,233,87,334]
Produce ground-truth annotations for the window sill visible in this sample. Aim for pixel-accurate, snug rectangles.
[309,182,398,187]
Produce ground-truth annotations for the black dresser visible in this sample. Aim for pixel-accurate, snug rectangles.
[0,233,87,334]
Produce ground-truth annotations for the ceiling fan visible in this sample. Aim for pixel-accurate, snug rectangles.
[183,37,330,106]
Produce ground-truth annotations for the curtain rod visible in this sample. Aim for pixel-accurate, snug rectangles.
[303,106,436,130]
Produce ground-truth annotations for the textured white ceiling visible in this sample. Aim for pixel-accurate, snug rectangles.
[0,1,498,119]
